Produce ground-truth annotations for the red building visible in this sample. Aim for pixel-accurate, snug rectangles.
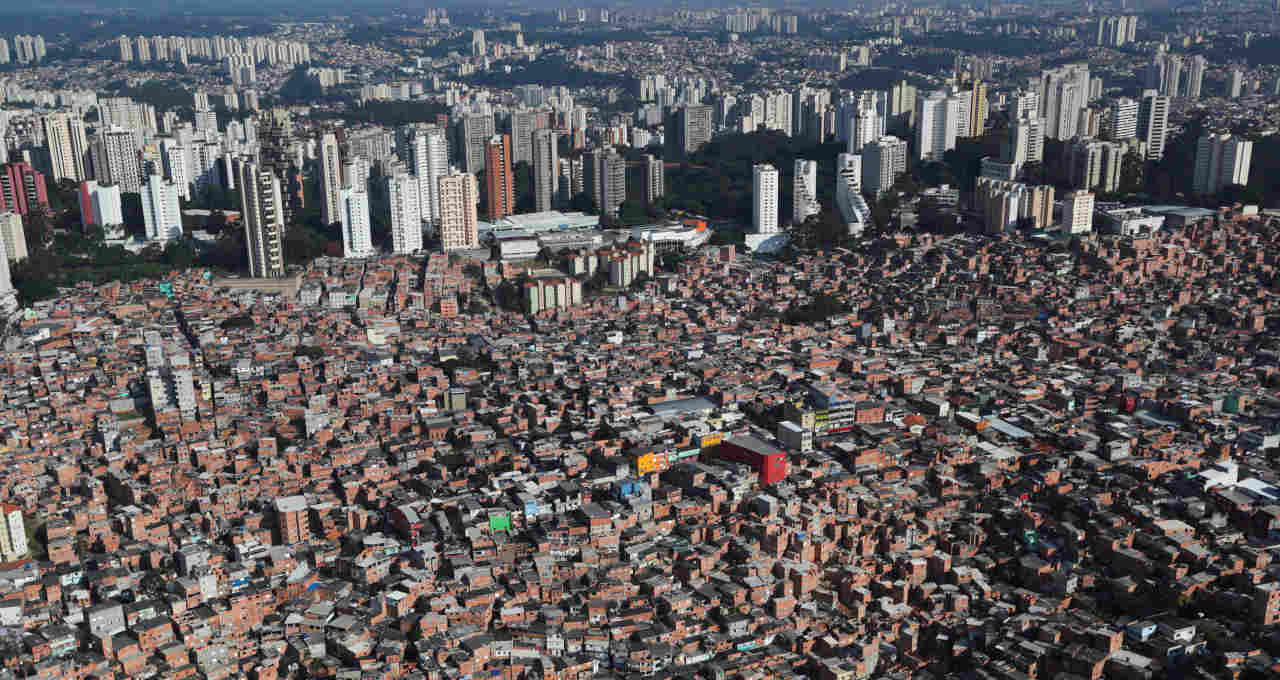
[484,134,513,220]
[713,435,788,484]
[78,181,96,226]
[0,162,49,216]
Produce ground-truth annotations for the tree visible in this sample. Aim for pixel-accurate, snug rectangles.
[491,278,525,312]
[513,161,536,214]
[207,209,228,232]
[189,182,240,212]
[1146,117,1205,200]
[139,242,164,262]
[278,66,325,105]
[44,176,76,215]
[121,193,145,238]
[891,172,920,198]
[708,230,744,247]
[784,292,849,324]
[220,315,255,329]
[661,130,846,224]
[870,195,898,233]
[200,228,247,271]
[1041,140,1072,187]
[335,99,451,127]
[56,192,83,232]
[22,210,53,251]
[163,241,197,269]
[10,257,58,304]
[294,345,327,360]
[618,199,649,226]
[915,197,947,231]
[1218,183,1264,206]
[283,224,331,266]
[792,210,848,251]
[941,133,1000,193]
[476,169,489,218]
[569,192,597,215]
[916,160,956,189]
[579,268,609,295]
[1119,151,1145,195]
[659,248,689,272]
[1021,161,1047,187]
[116,80,197,112]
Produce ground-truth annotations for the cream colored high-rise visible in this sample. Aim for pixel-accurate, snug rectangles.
[42,113,89,182]
[437,170,478,252]
[1064,190,1095,235]
[141,173,182,242]
[0,212,27,263]
[0,226,11,299]
[532,129,559,213]
[752,163,779,234]
[1193,133,1252,196]
[319,132,342,226]
[968,81,988,137]
[407,126,448,223]
[0,503,26,562]
[339,187,373,259]
[91,127,142,193]
[387,172,422,254]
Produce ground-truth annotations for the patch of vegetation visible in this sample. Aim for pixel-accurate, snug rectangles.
[220,315,255,330]
[333,99,451,127]
[784,292,851,325]
[24,515,45,561]
[663,131,845,224]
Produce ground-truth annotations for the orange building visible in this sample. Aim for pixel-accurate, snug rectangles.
[484,134,514,220]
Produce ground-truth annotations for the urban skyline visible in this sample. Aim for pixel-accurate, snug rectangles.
[0,2,1278,679]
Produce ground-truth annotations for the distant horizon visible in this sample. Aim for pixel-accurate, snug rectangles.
[0,0,1171,18]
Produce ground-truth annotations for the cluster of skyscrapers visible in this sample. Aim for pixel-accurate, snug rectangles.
[1096,16,1138,47]
[0,35,46,65]
[915,90,969,161]
[977,178,1056,235]
[115,34,310,70]
[755,143,894,240]
[555,8,611,24]
[731,83,918,238]
[1145,52,1208,99]
[1193,133,1253,196]
[723,8,799,34]
[1038,64,1096,141]
[663,105,714,159]
[7,8,1261,283]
